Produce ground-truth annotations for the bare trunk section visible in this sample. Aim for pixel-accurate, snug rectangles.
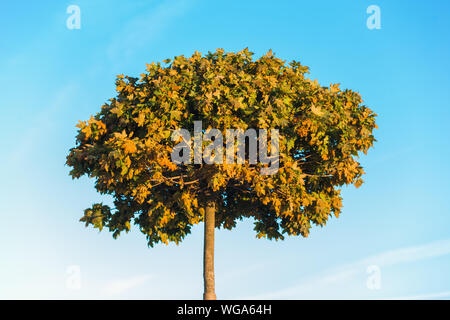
[203,200,216,300]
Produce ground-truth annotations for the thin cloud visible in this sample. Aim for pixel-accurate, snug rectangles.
[390,290,450,300]
[245,239,450,299]
[107,0,193,64]
[359,238,450,267]
[7,84,78,165]
[218,263,268,285]
[103,274,153,297]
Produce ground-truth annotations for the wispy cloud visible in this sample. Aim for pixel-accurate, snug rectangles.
[103,274,153,297]
[390,290,450,300]
[245,239,450,299]
[6,83,78,165]
[358,238,450,267]
[107,0,194,64]
[218,263,268,285]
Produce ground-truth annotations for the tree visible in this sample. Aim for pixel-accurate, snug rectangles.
[66,48,377,300]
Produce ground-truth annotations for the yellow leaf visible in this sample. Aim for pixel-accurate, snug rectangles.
[123,140,137,154]
[311,105,325,117]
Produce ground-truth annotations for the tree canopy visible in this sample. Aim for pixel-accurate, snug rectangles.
[66,48,377,247]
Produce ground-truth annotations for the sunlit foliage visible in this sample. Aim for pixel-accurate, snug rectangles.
[66,49,377,246]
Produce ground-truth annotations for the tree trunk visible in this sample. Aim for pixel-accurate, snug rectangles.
[203,200,216,300]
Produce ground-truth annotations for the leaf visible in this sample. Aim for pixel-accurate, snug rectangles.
[123,140,137,154]
[311,105,325,117]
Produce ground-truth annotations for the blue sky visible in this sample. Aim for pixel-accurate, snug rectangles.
[1,0,450,299]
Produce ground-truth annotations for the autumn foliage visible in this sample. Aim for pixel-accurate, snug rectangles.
[66,48,377,247]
